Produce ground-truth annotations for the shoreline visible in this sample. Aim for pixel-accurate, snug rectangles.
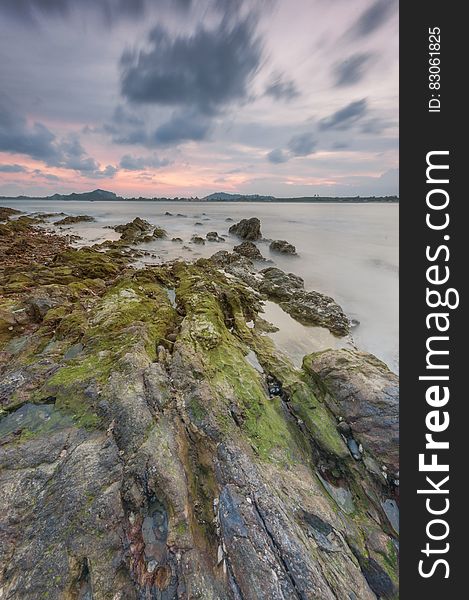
[0,207,399,598]
[1,198,400,204]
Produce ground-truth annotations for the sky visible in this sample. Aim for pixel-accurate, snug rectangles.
[0,0,398,198]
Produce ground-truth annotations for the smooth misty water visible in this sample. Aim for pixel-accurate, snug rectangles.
[1,200,399,373]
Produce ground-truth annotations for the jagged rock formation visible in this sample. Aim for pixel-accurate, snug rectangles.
[269,240,297,255]
[233,241,265,261]
[191,235,205,245]
[206,232,225,243]
[114,217,167,243]
[211,255,350,337]
[0,215,398,599]
[228,218,262,241]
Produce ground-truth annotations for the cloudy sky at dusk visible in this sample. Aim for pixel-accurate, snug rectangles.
[0,0,398,198]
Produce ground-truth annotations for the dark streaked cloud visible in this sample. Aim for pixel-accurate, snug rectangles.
[319,99,368,130]
[361,117,389,135]
[118,16,263,147]
[347,0,397,39]
[120,154,170,170]
[57,135,98,172]
[32,168,61,181]
[267,132,316,164]
[0,99,116,177]
[86,164,117,179]
[264,73,299,101]
[0,0,192,27]
[0,163,27,173]
[267,148,288,164]
[120,19,262,114]
[288,132,316,156]
[111,105,145,128]
[54,135,117,177]
[153,109,212,145]
[333,53,373,87]
[0,99,58,161]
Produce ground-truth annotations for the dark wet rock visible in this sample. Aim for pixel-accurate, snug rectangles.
[259,267,304,299]
[191,235,205,245]
[152,226,167,239]
[382,499,399,534]
[114,218,167,243]
[304,349,399,475]
[360,557,397,599]
[171,237,183,243]
[210,249,251,267]
[195,222,203,226]
[301,512,338,552]
[164,211,173,216]
[29,212,67,222]
[337,420,352,436]
[234,241,265,261]
[316,471,355,514]
[225,217,234,222]
[269,239,297,255]
[55,215,95,225]
[24,293,61,322]
[206,231,224,242]
[229,217,262,240]
[115,217,152,239]
[347,437,362,460]
[0,403,75,439]
[266,374,282,397]
[0,206,21,221]
[64,342,84,361]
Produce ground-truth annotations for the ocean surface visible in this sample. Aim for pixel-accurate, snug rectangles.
[1,200,399,373]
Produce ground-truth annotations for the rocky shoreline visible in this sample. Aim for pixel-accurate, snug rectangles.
[0,209,399,599]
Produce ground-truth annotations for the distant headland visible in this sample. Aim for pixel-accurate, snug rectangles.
[0,188,399,203]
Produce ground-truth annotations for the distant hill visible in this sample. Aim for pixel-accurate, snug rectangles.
[0,188,399,203]
[202,192,276,201]
[47,189,119,202]
[0,189,120,202]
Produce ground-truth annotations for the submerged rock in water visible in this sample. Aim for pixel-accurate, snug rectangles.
[209,253,350,336]
[114,217,167,243]
[55,215,95,225]
[229,217,262,240]
[191,235,205,245]
[0,213,399,599]
[234,241,265,261]
[259,267,350,336]
[269,239,297,255]
[206,231,224,242]
[152,226,167,239]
